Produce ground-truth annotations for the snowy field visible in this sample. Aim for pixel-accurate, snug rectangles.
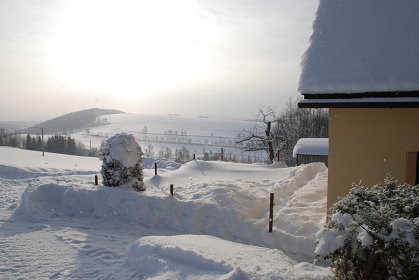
[66,113,266,162]
[0,146,332,279]
[73,113,256,147]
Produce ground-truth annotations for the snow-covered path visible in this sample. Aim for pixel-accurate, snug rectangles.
[0,147,332,279]
[0,172,183,279]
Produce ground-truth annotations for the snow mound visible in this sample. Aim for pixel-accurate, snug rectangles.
[0,146,101,178]
[125,235,332,280]
[14,160,328,262]
[142,157,181,170]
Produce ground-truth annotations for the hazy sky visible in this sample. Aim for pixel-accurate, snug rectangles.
[0,0,318,121]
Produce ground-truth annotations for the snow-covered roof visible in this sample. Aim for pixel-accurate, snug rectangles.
[298,0,419,95]
[293,138,328,157]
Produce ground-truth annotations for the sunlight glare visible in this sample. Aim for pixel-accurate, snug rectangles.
[50,0,218,97]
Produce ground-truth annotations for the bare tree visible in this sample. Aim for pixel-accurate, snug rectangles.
[144,144,155,157]
[275,97,328,166]
[236,106,285,163]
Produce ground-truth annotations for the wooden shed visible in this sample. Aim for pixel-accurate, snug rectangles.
[293,138,328,166]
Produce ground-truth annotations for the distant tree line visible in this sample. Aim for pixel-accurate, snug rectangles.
[276,98,328,165]
[0,129,23,148]
[139,127,237,148]
[143,143,264,164]
[25,134,43,151]
[0,127,91,157]
[44,134,85,155]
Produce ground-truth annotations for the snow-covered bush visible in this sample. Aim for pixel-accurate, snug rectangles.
[100,133,146,191]
[315,176,419,279]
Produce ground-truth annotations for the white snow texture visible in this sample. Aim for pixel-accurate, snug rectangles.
[298,0,419,94]
[0,146,332,279]
[293,138,328,157]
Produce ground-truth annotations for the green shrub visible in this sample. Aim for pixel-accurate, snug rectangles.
[315,176,419,279]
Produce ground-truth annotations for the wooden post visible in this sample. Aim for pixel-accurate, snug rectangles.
[221,148,224,160]
[170,184,174,195]
[269,193,274,232]
[154,162,157,175]
[193,153,196,160]
[95,175,98,186]
[41,127,44,156]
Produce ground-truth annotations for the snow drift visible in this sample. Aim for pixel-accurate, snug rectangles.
[1,146,332,278]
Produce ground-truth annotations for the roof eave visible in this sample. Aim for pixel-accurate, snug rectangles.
[298,91,419,109]
[298,100,419,109]
[301,91,419,100]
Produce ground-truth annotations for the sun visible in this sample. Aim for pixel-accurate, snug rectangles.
[49,0,218,97]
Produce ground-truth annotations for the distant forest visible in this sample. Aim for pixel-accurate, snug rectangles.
[0,131,87,156]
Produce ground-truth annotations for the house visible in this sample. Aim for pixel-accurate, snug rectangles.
[297,0,419,209]
[293,138,328,166]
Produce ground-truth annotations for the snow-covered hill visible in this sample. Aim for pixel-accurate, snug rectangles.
[0,146,332,279]
[67,113,266,162]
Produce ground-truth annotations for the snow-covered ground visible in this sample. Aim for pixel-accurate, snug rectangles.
[66,113,267,162]
[67,113,256,149]
[0,146,332,279]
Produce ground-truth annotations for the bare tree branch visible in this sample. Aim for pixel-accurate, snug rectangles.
[235,106,285,163]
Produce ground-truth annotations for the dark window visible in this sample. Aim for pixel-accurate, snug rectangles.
[406,152,419,185]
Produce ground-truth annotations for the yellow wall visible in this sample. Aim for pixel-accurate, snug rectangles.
[328,108,419,209]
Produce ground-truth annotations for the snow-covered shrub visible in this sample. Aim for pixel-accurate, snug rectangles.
[100,133,145,191]
[315,176,419,279]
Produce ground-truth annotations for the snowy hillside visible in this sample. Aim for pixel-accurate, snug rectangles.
[66,113,266,162]
[0,146,332,279]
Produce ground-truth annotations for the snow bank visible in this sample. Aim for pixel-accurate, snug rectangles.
[0,146,101,179]
[142,157,181,170]
[5,144,331,278]
[125,235,332,279]
[14,159,328,262]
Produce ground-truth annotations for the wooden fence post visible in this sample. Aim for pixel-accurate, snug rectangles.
[269,193,274,232]
[170,184,174,195]
[221,148,224,160]
[95,175,98,186]
[154,162,157,175]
